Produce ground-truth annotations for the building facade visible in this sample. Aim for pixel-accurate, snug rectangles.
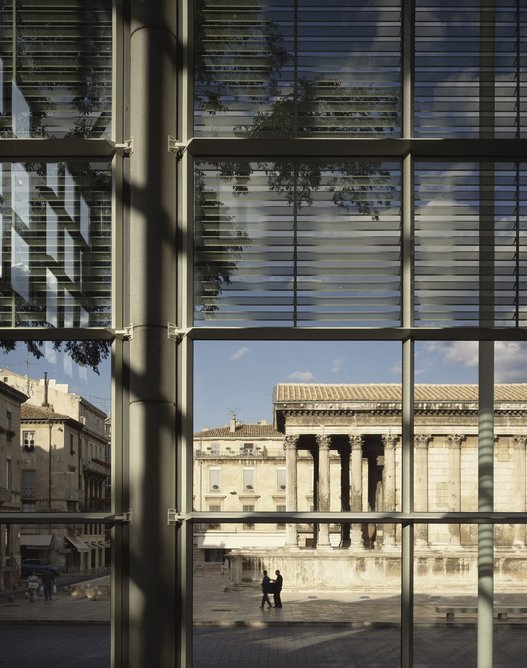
[2,370,110,574]
[195,384,527,590]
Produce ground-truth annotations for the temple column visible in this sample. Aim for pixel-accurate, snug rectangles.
[382,434,399,547]
[284,435,299,547]
[415,435,432,546]
[512,436,527,546]
[317,435,331,547]
[447,434,464,546]
[349,435,363,548]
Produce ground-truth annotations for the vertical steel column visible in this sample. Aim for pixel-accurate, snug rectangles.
[478,3,495,666]
[127,2,178,666]
[111,1,128,665]
[401,1,415,666]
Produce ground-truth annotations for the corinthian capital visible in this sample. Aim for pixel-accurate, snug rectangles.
[447,434,465,448]
[513,435,527,450]
[415,434,432,449]
[316,434,331,449]
[348,435,363,451]
[283,435,299,452]
[382,434,399,449]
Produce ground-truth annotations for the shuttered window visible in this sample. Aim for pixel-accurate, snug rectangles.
[194,159,401,326]
[0,0,112,139]
[415,162,527,326]
[194,0,401,137]
[415,1,527,138]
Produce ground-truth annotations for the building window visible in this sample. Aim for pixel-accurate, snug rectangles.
[242,504,255,530]
[241,442,253,455]
[22,501,36,513]
[208,503,221,530]
[276,504,286,530]
[21,470,36,499]
[70,434,75,455]
[208,467,221,492]
[242,468,254,491]
[277,468,286,492]
[5,458,12,495]
[22,431,35,451]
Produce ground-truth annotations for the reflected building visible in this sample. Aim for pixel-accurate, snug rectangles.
[195,383,527,589]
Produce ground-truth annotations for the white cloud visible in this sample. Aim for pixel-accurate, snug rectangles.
[331,358,343,374]
[230,346,250,362]
[425,341,478,369]
[288,370,316,382]
[495,342,527,383]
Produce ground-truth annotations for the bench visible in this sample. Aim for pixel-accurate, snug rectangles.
[436,606,527,620]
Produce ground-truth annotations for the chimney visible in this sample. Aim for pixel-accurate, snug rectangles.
[42,372,49,408]
[229,414,237,433]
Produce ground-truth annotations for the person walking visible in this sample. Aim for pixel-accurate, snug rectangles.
[273,569,283,608]
[27,572,40,603]
[41,570,55,601]
[259,570,273,609]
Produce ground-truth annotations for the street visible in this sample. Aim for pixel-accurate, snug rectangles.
[0,625,525,667]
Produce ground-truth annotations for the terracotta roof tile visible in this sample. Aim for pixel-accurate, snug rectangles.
[21,404,73,422]
[195,424,282,438]
[274,383,527,403]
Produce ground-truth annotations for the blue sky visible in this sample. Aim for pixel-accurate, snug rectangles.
[194,340,527,431]
[0,338,525,430]
[0,342,111,414]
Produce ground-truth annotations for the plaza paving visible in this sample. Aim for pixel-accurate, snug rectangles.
[0,570,526,666]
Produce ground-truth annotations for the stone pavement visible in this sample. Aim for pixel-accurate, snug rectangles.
[0,569,527,628]
[0,571,526,666]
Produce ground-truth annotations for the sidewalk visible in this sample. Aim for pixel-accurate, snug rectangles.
[1,570,526,628]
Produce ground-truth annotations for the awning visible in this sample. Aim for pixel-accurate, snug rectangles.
[64,536,91,553]
[20,534,53,548]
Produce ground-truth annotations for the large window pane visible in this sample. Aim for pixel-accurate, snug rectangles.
[494,341,527,515]
[193,522,401,666]
[194,160,401,326]
[0,520,110,666]
[414,340,478,519]
[194,0,401,138]
[0,0,112,139]
[0,161,111,327]
[415,2,527,138]
[414,523,478,664]
[415,162,527,327]
[0,343,110,515]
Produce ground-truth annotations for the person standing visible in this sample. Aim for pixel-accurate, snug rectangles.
[273,569,283,608]
[259,570,273,609]
[42,570,55,601]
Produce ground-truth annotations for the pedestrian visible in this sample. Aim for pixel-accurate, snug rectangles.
[259,569,273,609]
[27,572,40,603]
[273,569,283,608]
[41,570,55,601]
[220,560,226,576]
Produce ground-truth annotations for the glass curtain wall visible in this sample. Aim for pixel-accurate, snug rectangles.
[186,2,527,668]
[3,1,527,666]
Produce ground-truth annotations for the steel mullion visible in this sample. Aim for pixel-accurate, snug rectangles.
[0,327,115,341]
[180,326,527,342]
[0,138,115,159]
[186,137,527,160]
[188,511,527,524]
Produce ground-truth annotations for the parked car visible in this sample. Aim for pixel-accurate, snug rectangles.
[21,559,60,577]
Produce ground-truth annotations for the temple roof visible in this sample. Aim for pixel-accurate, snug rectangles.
[274,383,527,403]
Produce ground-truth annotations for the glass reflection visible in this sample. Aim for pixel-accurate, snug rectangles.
[0,1,112,139]
[194,160,401,326]
[415,2,527,138]
[0,161,111,327]
[194,0,401,138]
[414,162,527,327]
